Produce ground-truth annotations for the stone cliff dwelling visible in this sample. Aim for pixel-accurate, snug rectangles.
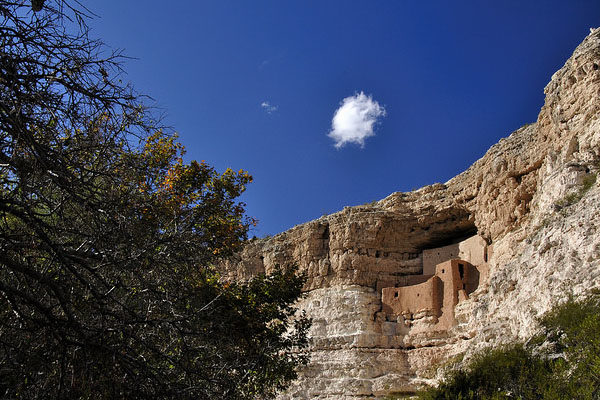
[380,235,489,330]
[221,29,600,398]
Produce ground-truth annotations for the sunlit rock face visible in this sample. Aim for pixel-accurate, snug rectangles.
[220,29,600,399]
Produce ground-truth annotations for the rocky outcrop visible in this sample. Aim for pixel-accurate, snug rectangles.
[222,191,476,292]
[220,28,600,398]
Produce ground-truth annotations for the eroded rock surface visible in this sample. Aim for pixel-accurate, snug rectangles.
[220,28,600,399]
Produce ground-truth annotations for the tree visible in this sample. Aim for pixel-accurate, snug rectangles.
[0,1,309,398]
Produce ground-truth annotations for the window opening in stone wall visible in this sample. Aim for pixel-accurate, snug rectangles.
[394,292,399,298]
[458,263,464,280]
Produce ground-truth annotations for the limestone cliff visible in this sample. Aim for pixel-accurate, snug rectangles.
[220,28,600,399]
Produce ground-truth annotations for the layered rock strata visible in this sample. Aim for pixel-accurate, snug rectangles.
[220,28,600,398]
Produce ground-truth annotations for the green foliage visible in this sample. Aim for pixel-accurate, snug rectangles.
[554,172,597,211]
[384,392,418,399]
[417,345,554,400]
[0,1,309,398]
[582,172,597,192]
[416,291,600,400]
[536,290,600,399]
[227,268,311,397]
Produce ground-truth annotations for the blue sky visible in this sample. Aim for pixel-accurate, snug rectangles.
[90,1,600,237]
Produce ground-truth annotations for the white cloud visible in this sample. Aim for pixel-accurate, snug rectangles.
[261,101,278,114]
[258,59,270,70]
[328,92,386,148]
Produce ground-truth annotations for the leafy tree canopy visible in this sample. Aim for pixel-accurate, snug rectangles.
[0,1,309,398]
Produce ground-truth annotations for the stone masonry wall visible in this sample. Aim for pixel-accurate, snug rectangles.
[382,278,441,318]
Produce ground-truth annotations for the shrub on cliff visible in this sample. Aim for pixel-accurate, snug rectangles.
[417,344,554,400]
[418,290,600,400]
[536,290,600,399]
[0,1,309,398]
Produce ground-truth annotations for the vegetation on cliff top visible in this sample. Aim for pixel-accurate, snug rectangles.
[0,1,308,398]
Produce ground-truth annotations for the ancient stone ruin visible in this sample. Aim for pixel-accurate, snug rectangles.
[381,235,489,332]
[220,28,600,398]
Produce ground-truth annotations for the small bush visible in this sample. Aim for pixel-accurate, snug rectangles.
[417,290,600,400]
[554,172,597,211]
[416,345,554,400]
[537,290,600,399]
[581,172,597,192]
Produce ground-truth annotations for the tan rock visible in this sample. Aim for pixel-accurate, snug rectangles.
[218,28,600,399]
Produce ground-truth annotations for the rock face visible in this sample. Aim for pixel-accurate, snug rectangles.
[220,29,600,398]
